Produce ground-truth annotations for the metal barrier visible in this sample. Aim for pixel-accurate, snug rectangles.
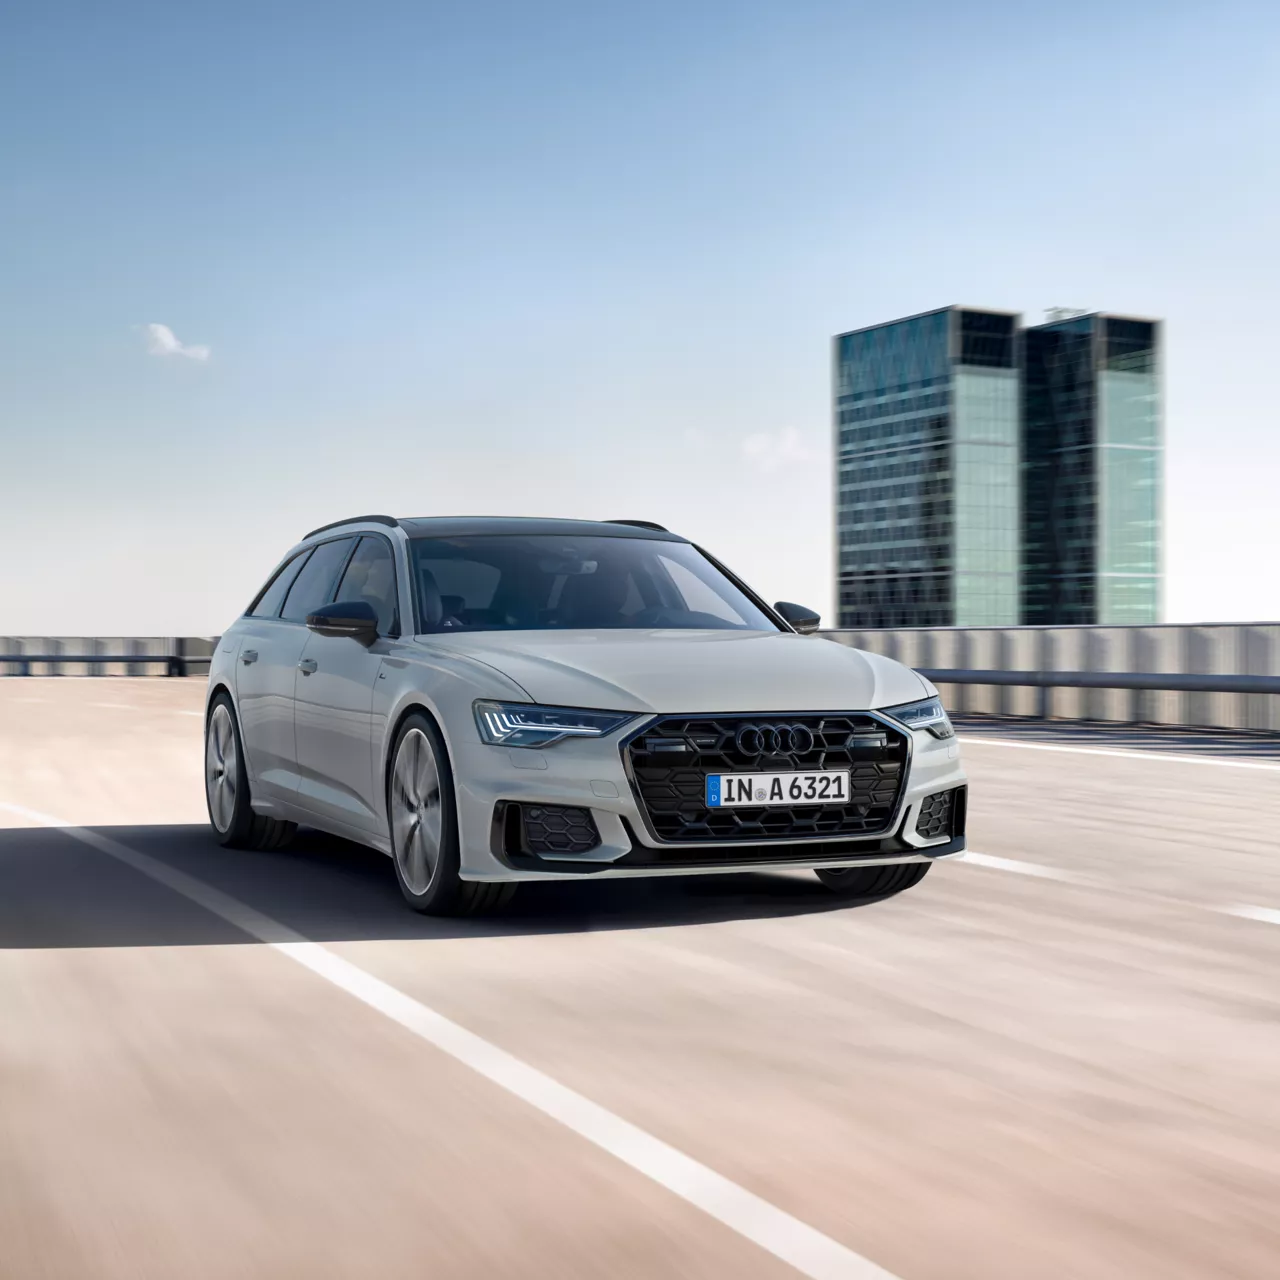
[4,627,1278,731]
[824,623,1280,731]
[0,638,215,678]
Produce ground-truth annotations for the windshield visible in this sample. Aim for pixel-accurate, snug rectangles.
[408,535,780,633]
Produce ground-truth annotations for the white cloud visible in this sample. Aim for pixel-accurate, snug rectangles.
[741,426,823,473]
[144,322,210,362]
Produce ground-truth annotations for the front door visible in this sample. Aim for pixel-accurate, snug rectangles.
[293,534,403,835]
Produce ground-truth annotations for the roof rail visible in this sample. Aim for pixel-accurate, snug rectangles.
[607,519,669,533]
[303,514,400,539]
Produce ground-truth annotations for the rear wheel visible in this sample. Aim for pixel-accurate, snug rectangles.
[815,861,930,902]
[388,712,516,915]
[204,694,296,850]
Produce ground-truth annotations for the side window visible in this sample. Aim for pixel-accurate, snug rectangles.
[248,550,311,619]
[334,536,399,636]
[280,538,356,623]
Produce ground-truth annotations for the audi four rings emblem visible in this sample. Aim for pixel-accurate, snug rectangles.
[734,723,815,755]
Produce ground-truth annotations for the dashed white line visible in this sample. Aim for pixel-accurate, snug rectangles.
[1219,905,1280,927]
[959,736,1280,771]
[960,851,1082,882]
[0,799,900,1280]
[960,849,1280,930]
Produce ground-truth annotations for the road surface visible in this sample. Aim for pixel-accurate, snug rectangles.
[1,678,1278,1279]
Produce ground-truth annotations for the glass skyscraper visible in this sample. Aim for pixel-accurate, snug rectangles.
[1022,313,1162,625]
[833,307,1021,628]
[833,307,1162,628]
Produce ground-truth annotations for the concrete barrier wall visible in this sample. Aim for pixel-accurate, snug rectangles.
[0,637,216,677]
[824,624,1280,731]
[5,629,1278,731]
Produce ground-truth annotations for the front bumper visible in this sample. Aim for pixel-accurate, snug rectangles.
[451,712,968,882]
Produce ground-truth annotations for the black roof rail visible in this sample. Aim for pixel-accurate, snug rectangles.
[303,514,400,539]
[606,519,669,533]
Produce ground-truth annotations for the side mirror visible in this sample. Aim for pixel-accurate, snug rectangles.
[774,601,821,635]
[306,599,379,643]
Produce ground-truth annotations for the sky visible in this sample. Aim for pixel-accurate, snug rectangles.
[2,0,1279,635]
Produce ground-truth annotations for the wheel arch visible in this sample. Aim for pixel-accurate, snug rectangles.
[205,681,235,723]
[381,699,455,814]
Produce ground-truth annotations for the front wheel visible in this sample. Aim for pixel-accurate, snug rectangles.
[387,713,516,916]
[815,861,930,902]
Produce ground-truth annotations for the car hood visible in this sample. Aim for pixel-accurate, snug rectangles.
[412,629,929,714]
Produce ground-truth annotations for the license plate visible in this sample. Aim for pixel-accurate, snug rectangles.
[706,770,850,808]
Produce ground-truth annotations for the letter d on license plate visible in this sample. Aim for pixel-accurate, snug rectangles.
[706,770,850,807]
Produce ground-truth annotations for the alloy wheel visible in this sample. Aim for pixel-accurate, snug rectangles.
[206,703,238,833]
[391,727,443,894]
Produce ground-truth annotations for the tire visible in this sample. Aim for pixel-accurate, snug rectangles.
[814,860,930,902]
[205,692,297,851]
[387,711,517,916]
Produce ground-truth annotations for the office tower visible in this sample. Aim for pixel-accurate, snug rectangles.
[1022,313,1162,624]
[832,307,1162,628]
[833,307,1021,628]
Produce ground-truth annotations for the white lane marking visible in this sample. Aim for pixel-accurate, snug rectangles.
[959,736,1280,772]
[90,702,136,711]
[961,851,1082,882]
[0,800,899,1280]
[175,710,205,717]
[961,849,1280,930]
[1220,905,1280,927]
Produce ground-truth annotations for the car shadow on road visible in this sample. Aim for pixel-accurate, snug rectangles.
[0,822,865,949]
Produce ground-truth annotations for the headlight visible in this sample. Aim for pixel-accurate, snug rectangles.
[882,695,954,739]
[473,701,638,749]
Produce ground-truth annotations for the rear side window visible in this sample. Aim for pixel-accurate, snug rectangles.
[280,538,356,623]
[248,550,311,618]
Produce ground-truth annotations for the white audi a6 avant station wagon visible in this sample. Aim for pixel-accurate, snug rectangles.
[204,516,967,914]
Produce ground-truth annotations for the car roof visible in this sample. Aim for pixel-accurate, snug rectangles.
[304,515,688,543]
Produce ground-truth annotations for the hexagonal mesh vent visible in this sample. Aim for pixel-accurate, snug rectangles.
[521,804,601,855]
[626,714,908,843]
[914,787,964,840]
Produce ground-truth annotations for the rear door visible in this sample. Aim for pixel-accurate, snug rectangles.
[238,537,356,802]
[293,535,402,834]
[235,549,312,803]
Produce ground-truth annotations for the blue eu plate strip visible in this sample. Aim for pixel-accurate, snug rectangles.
[705,775,722,807]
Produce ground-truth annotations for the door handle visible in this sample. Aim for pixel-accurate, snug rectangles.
[241,650,259,665]
[298,658,318,675]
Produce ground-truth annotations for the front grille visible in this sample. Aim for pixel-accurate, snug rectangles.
[625,714,909,843]
[915,787,966,840]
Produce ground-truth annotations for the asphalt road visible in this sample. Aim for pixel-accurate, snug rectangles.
[1,679,1279,1280]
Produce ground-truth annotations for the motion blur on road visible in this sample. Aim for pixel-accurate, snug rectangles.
[2,677,1278,1279]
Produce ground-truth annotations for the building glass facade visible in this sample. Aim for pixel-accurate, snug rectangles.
[1022,314,1161,625]
[833,307,1020,628]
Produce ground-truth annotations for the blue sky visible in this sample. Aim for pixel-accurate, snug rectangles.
[2,0,1278,633]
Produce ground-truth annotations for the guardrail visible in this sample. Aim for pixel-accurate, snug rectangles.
[914,669,1280,695]
[825,623,1280,732]
[0,638,215,677]
[6,628,1279,732]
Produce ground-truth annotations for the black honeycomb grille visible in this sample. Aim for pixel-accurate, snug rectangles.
[915,787,965,840]
[625,714,908,843]
[521,805,600,855]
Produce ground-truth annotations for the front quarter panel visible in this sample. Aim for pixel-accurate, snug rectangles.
[370,639,531,848]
